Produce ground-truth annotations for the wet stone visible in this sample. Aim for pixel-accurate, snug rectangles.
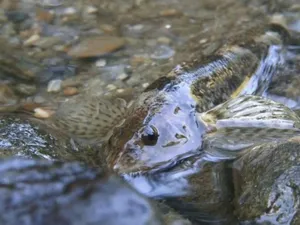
[67,36,125,58]
[0,158,163,225]
[0,84,19,112]
[0,116,59,160]
[47,79,62,92]
[63,86,79,96]
[0,116,103,165]
[232,138,300,224]
[14,83,37,96]
[0,39,42,80]
[150,45,175,60]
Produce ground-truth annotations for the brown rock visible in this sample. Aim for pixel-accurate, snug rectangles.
[63,87,79,96]
[159,9,181,17]
[67,36,125,58]
[36,8,54,23]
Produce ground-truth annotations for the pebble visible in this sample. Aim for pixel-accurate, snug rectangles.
[47,79,62,93]
[36,8,54,23]
[68,36,125,58]
[33,96,46,104]
[99,24,116,33]
[106,84,117,91]
[95,59,107,67]
[85,5,98,14]
[15,84,37,96]
[142,83,149,88]
[150,45,175,60]
[199,38,208,44]
[34,37,61,49]
[159,9,181,17]
[0,84,19,112]
[157,36,171,44]
[63,7,77,15]
[130,55,148,67]
[62,78,82,88]
[33,108,53,119]
[23,34,40,46]
[0,9,7,23]
[63,87,79,96]
[38,0,63,7]
[117,73,129,81]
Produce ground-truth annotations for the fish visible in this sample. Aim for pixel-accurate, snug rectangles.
[51,16,299,174]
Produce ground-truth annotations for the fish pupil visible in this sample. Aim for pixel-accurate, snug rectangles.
[141,125,159,146]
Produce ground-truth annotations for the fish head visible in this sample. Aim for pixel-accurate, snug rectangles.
[106,94,206,174]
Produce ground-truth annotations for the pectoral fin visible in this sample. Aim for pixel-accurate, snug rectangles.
[198,95,300,159]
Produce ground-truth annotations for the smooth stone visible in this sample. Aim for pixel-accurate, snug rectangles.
[67,36,125,58]
[0,158,163,225]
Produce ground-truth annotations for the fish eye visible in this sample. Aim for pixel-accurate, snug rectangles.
[141,125,159,146]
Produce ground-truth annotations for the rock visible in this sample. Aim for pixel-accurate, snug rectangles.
[6,11,29,23]
[47,79,62,92]
[85,5,98,14]
[106,84,117,91]
[0,116,105,166]
[33,37,62,49]
[0,84,19,112]
[33,107,54,119]
[63,7,77,16]
[15,83,37,96]
[150,45,175,60]
[0,39,42,80]
[33,95,46,104]
[23,34,40,47]
[232,138,300,224]
[159,9,181,17]
[0,158,163,225]
[117,72,129,81]
[157,37,172,45]
[63,86,79,96]
[0,116,58,159]
[67,36,125,58]
[95,59,107,67]
[99,24,116,33]
[142,82,149,88]
[36,8,54,23]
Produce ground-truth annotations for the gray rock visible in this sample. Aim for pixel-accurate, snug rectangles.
[0,158,163,225]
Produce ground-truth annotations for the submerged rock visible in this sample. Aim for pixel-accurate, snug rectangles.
[0,116,106,168]
[67,36,125,58]
[0,158,163,225]
[232,137,300,224]
[0,84,20,112]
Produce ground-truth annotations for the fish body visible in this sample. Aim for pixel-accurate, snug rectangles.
[51,18,298,174]
[104,21,295,174]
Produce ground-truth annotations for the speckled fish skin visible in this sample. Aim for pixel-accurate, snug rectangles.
[105,21,293,174]
[0,158,163,225]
